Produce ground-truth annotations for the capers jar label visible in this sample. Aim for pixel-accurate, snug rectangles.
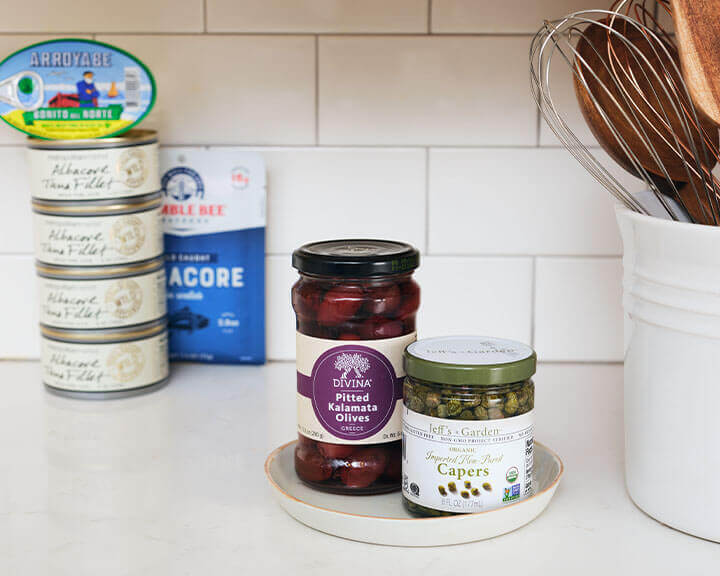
[297,331,416,445]
[402,407,534,513]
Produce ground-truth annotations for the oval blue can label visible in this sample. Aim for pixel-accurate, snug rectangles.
[0,38,156,140]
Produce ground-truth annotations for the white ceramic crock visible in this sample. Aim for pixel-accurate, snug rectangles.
[617,206,720,542]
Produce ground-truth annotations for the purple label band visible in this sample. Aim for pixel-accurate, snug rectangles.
[297,372,404,400]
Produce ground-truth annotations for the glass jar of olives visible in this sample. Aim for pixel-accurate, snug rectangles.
[292,239,420,494]
[402,336,536,516]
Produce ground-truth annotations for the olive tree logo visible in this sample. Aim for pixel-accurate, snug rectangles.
[334,353,371,379]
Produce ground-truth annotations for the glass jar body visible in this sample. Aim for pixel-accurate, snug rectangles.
[292,271,420,495]
[402,376,535,516]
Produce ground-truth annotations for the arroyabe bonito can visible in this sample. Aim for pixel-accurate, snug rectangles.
[36,257,166,330]
[40,318,169,397]
[402,336,536,517]
[33,192,163,266]
[27,130,159,201]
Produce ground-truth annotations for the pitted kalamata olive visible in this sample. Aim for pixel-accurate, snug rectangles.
[382,446,402,480]
[363,283,402,316]
[316,285,364,326]
[397,281,420,319]
[339,447,389,488]
[360,317,405,339]
[317,441,356,459]
[295,442,332,482]
[292,279,324,319]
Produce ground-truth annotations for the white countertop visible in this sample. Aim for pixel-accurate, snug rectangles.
[0,361,717,575]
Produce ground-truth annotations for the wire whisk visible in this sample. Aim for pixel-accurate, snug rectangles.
[530,0,720,225]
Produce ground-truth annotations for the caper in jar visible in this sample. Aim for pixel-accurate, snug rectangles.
[403,377,534,420]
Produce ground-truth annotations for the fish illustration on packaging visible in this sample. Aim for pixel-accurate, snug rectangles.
[0,38,155,140]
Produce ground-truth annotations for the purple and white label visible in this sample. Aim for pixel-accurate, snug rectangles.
[296,332,416,445]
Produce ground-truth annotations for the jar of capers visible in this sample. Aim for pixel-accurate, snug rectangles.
[402,336,536,517]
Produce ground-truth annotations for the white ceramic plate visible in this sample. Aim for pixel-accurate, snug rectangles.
[265,440,563,546]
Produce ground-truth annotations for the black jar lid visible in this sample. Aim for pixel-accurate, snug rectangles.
[292,239,420,277]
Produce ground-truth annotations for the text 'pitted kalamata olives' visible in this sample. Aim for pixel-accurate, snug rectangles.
[401,336,536,517]
[292,240,420,495]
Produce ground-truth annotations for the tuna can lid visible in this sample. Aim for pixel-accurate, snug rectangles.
[32,191,161,216]
[404,336,536,386]
[36,256,165,280]
[41,317,167,344]
[292,239,419,277]
[27,129,158,150]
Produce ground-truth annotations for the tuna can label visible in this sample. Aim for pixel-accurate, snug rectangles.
[27,142,159,200]
[38,268,166,329]
[0,39,155,140]
[41,331,168,393]
[33,206,163,266]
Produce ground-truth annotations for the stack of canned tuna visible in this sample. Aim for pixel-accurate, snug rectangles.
[29,130,169,398]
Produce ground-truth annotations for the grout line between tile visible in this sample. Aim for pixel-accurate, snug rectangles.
[427,0,433,34]
[314,35,319,145]
[203,0,208,33]
[530,256,537,348]
[424,147,430,254]
[537,359,623,365]
[264,252,621,259]
[6,32,537,38]
[152,143,544,150]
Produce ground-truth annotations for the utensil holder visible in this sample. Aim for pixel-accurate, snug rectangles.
[617,206,720,542]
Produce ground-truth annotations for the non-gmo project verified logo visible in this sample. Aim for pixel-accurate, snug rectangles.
[503,484,521,502]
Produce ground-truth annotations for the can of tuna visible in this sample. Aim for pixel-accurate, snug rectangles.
[36,256,166,330]
[27,130,159,201]
[33,192,163,267]
[40,318,169,398]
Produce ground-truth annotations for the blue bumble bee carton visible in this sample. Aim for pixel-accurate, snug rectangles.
[160,148,266,364]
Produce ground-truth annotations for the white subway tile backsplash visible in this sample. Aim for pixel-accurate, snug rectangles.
[266,255,296,361]
[318,36,537,146]
[534,257,623,362]
[0,0,202,33]
[0,148,32,253]
[0,256,38,358]
[416,256,533,344]
[428,148,625,256]
[432,0,598,33]
[0,4,636,364]
[207,0,428,33]
[95,35,316,146]
[263,147,426,254]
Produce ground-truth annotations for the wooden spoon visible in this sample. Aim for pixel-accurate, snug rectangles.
[574,18,720,224]
[670,0,720,127]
